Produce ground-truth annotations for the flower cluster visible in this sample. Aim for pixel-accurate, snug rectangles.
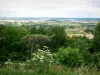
[4,59,13,69]
[4,59,25,69]
[4,46,57,71]
[31,46,55,65]
[30,46,57,71]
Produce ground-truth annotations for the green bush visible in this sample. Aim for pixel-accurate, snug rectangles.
[92,52,100,70]
[92,22,100,52]
[4,47,57,72]
[22,34,49,59]
[0,26,29,61]
[30,46,56,72]
[49,26,67,52]
[67,36,93,66]
[56,47,84,67]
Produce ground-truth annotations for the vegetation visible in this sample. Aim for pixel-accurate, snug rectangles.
[0,23,100,75]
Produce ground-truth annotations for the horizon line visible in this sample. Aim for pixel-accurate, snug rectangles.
[0,17,100,18]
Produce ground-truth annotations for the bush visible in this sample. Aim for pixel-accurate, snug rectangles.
[68,36,90,53]
[92,22,100,52]
[22,34,49,59]
[49,26,67,52]
[0,26,29,61]
[4,46,57,72]
[30,46,56,72]
[67,36,93,66]
[29,26,67,52]
[92,52,100,70]
[56,47,84,67]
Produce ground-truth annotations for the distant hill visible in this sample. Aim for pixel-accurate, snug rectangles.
[0,17,100,21]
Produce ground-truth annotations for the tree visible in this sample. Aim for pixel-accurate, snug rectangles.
[0,24,6,61]
[84,28,93,34]
[56,47,83,67]
[0,26,29,61]
[91,23,100,70]
[22,34,49,59]
[49,26,67,52]
[92,22,100,52]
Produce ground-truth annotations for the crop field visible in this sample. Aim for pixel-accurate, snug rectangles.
[67,33,93,39]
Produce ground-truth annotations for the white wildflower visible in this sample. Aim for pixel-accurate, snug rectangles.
[43,46,48,48]
[5,62,8,65]
[8,59,11,61]
[32,58,36,61]
[38,49,42,52]
[40,60,44,63]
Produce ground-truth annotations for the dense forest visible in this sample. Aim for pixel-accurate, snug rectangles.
[0,23,100,75]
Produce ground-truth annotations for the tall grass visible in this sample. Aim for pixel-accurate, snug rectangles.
[0,67,100,75]
[0,68,76,75]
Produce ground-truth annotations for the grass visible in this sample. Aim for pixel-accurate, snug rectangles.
[0,67,100,75]
[0,68,75,75]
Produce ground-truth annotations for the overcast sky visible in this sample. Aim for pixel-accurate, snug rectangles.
[0,0,100,18]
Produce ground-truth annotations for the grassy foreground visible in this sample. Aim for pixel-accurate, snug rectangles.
[0,68,75,75]
[0,68,100,75]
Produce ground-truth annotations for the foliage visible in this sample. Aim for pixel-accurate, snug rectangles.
[22,34,49,59]
[30,46,57,72]
[0,68,77,75]
[67,36,93,66]
[92,22,100,52]
[56,47,84,67]
[68,36,90,52]
[84,28,94,34]
[49,26,67,52]
[30,26,67,52]
[90,23,100,70]
[1,67,100,75]
[0,26,29,61]
[30,26,48,35]
[92,52,100,70]
[0,22,100,73]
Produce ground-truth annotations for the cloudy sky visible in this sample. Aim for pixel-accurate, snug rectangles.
[0,0,100,18]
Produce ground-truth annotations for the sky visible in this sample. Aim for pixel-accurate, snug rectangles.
[0,0,100,18]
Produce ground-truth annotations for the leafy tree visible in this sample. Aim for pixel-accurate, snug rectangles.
[67,36,91,54]
[93,52,100,70]
[84,28,93,34]
[49,26,67,52]
[91,23,100,70]
[56,47,83,67]
[30,26,48,35]
[22,34,49,59]
[0,24,6,61]
[67,36,93,65]
[0,26,29,61]
[30,26,67,52]
[92,22,100,52]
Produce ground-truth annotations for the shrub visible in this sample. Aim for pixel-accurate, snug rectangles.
[56,47,84,67]
[4,46,57,72]
[67,36,93,66]
[49,26,67,52]
[92,22,100,52]
[30,46,57,72]
[92,52,100,70]
[22,34,49,59]
[0,26,29,61]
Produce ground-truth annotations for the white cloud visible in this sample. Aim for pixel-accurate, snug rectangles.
[0,0,100,17]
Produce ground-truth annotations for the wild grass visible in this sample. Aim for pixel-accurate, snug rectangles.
[0,67,100,75]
